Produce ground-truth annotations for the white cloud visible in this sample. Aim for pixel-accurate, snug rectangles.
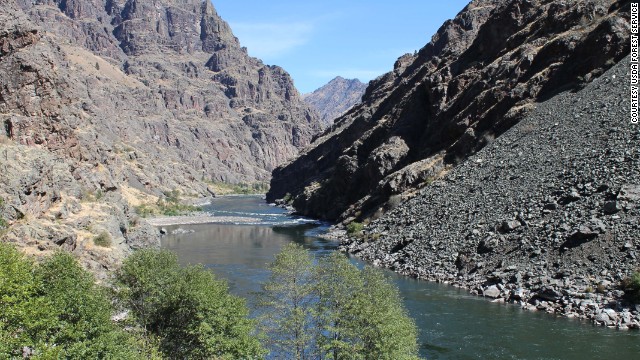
[231,22,314,59]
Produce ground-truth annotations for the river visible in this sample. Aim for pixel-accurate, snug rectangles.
[160,196,640,359]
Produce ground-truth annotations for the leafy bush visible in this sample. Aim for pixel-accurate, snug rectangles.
[134,204,155,218]
[0,245,139,358]
[346,221,364,236]
[621,272,640,303]
[116,249,265,359]
[94,231,112,247]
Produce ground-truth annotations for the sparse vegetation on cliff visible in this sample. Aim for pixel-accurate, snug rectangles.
[622,272,640,304]
[93,231,112,247]
[207,181,270,195]
[346,221,364,236]
[134,190,201,218]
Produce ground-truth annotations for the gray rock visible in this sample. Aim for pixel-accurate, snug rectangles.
[483,285,501,299]
[603,201,621,214]
[501,220,521,232]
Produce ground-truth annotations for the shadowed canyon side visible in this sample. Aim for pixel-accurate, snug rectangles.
[343,56,640,327]
[303,77,367,127]
[0,0,320,275]
[267,0,631,222]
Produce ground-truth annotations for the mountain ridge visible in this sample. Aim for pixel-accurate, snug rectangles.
[268,0,631,222]
[302,76,367,127]
[0,0,321,275]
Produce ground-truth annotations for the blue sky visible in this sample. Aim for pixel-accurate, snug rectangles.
[212,1,470,93]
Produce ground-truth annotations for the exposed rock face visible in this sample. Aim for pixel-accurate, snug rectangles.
[268,0,630,223]
[342,57,640,328]
[0,0,320,274]
[302,77,367,127]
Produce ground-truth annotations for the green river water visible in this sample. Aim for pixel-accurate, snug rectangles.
[161,196,640,359]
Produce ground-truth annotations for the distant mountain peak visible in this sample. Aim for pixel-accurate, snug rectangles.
[303,77,368,127]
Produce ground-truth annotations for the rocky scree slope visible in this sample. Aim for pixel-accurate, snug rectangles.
[342,56,640,328]
[0,0,320,276]
[303,77,367,127]
[268,0,630,223]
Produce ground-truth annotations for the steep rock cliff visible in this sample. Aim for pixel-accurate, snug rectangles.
[268,0,630,223]
[0,0,320,274]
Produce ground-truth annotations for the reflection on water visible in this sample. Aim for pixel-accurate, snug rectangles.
[161,196,640,360]
[162,223,335,302]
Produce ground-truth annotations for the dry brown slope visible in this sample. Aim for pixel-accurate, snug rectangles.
[0,0,321,274]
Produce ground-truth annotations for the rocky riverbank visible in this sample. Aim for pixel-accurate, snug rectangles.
[339,56,640,330]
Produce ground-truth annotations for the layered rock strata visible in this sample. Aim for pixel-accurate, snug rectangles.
[268,0,630,224]
[342,56,639,328]
[0,0,320,274]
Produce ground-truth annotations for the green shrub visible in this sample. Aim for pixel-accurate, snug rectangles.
[162,189,180,204]
[116,249,265,359]
[0,245,139,358]
[80,188,104,203]
[94,231,112,247]
[134,204,155,218]
[346,222,365,236]
[621,272,640,303]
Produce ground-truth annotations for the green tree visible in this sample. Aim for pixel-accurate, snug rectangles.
[116,249,264,359]
[315,253,419,360]
[0,244,139,359]
[35,252,138,359]
[259,243,317,359]
[315,253,366,359]
[356,267,419,359]
[260,246,421,360]
[0,243,40,356]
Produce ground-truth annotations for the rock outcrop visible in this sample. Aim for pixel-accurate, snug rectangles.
[303,77,367,127]
[268,0,630,223]
[342,56,639,328]
[0,0,320,275]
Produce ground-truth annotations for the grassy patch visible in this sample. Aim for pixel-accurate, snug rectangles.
[81,189,104,202]
[134,190,201,218]
[346,222,365,236]
[93,231,112,248]
[621,271,640,303]
[206,181,269,195]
